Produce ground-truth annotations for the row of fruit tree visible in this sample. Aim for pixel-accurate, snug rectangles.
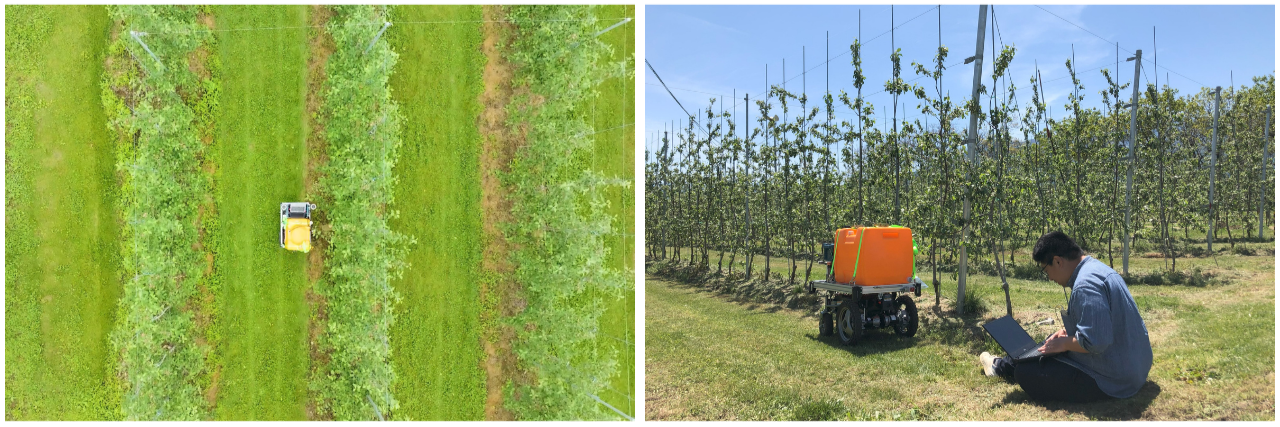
[104,5,213,420]
[646,22,1275,298]
[502,5,635,421]
[310,4,407,421]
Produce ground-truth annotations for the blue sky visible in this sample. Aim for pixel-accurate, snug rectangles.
[644,5,1275,155]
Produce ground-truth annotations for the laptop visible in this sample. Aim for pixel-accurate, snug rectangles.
[981,316,1046,363]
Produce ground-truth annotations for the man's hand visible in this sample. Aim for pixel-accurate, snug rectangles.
[1038,329,1088,354]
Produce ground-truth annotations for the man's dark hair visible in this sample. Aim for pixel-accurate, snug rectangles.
[1032,231,1083,266]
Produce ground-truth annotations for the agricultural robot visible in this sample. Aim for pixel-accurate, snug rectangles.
[280,202,317,253]
[805,226,927,346]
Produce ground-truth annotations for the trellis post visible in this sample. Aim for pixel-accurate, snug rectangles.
[957,4,987,315]
[129,31,165,70]
[1122,49,1142,275]
[1259,106,1271,239]
[1208,86,1221,252]
[363,22,392,55]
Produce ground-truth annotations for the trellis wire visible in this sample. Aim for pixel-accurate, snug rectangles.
[140,16,636,36]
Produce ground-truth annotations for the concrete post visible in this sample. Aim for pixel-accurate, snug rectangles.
[1122,49,1142,275]
[1209,87,1221,252]
[958,4,987,315]
[1260,107,1271,239]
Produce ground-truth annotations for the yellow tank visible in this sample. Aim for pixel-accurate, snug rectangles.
[280,202,315,253]
[284,217,311,252]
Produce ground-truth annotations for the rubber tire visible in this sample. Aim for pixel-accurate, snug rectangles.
[819,310,834,336]
[894,295,919,337]
[835,299,863,346]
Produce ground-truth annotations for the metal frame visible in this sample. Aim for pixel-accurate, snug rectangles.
[806,277,925,296]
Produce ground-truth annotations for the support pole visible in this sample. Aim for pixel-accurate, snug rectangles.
[744,92,753,278]
[589,392,635,421]
[366,394,384,421]
[826,31,832,236]
[957,4,987,315]
[594,17,633,38]
[1122,49,1142,276]
[857,10,864,225]
[364,22,392,55]
[666,129,673,259]
[129,31,165,70]
[1261,106,1272,240]
[1208,86,1222,252]
[892,6,901,224]
[570,17,633,50]
[934,4,943,308]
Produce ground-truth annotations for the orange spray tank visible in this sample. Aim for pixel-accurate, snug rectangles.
[829,226,915,286]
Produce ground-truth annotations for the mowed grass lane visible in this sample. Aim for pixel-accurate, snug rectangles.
[4,5,122,420]
[386,5,487,420]
[646,254,1274,420]
[211,5,310,420]
[591,4,637,418]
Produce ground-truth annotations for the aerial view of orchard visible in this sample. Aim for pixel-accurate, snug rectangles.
[6,4,634,421]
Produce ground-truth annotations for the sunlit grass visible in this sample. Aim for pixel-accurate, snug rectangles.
[646,245,1274,420]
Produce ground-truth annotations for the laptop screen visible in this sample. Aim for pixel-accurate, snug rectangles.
[982,316,1038,357]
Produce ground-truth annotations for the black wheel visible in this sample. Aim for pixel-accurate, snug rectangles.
[835,299,863,346]
[819,310,834,336]
[894,295,919,337]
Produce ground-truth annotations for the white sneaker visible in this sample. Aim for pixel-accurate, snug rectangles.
[979,352,998,377]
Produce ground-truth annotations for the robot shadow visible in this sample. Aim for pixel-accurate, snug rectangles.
[803,330,919,355]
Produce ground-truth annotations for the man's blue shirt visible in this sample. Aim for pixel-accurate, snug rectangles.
[1057,256,1153,398]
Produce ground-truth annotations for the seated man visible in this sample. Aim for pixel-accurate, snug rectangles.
[979,231,1152,402]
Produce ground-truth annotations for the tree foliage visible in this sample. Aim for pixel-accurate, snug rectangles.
[102,5,212,420]
[501,5,633,420]
[311,5,409,421]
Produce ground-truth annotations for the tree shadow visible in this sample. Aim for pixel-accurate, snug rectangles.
[739,303,786,314]
[664,279,727,297]
[662,274,806,314]
[916,304,996,354]
[996,380,1162,420]
[715,297,788,314]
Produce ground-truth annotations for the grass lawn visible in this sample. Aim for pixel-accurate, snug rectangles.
[385,5,488,420]
[646,250,1274,420]
[210,5,311,420]
[4,5,123,420]
[590,4,637,419]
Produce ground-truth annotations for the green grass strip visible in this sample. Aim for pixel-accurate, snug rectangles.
[385,5,487,420]
[589,4,637,418]
[209,5,310,420]
[5,5,123,420]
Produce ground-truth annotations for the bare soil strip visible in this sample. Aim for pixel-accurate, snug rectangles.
[477,5,530,420]
[303,4,334,421]
[190,10,220,411]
